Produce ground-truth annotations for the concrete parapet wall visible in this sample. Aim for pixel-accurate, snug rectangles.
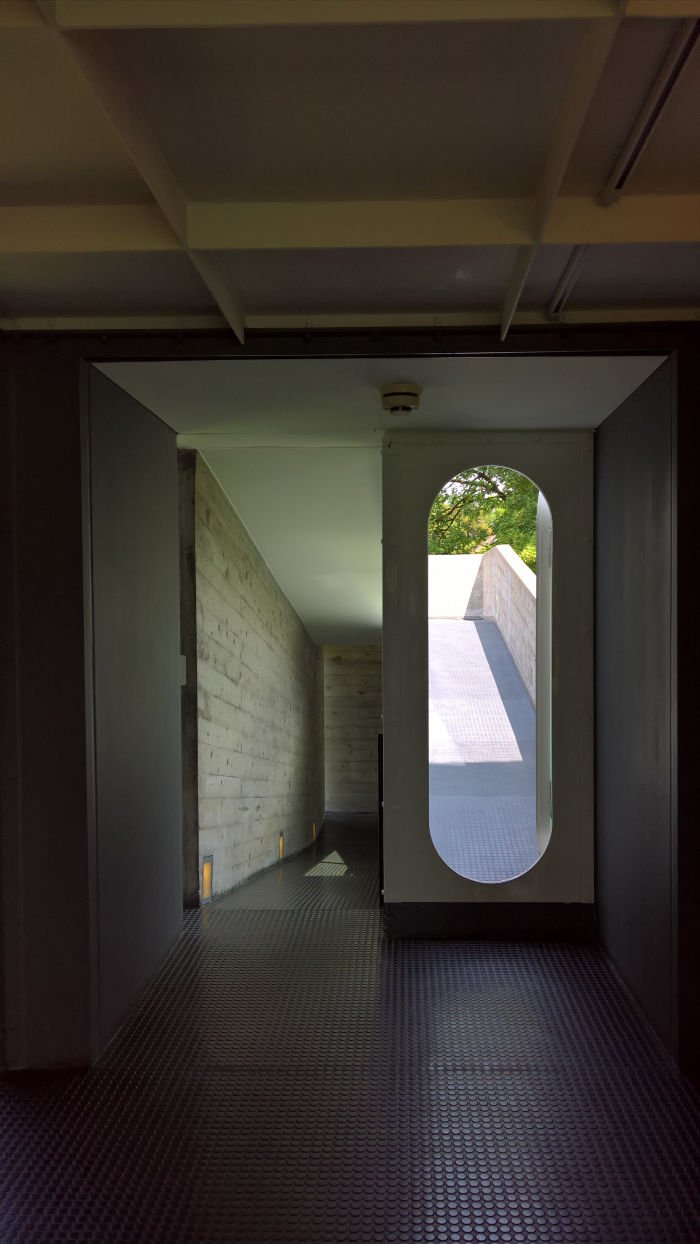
[324,645,382,813]
[195,459,324,897]
[482,545,537,702]
[428,549,537,701]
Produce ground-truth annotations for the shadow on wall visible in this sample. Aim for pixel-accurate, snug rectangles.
[428,616,538,883]
[428,548,536,703]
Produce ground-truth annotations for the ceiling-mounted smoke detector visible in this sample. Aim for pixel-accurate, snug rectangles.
[380,382,422,415]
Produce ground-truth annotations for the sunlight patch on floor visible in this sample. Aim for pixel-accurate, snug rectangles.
[305,850,348,878]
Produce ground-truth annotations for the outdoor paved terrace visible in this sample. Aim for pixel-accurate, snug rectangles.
[429,618,538,883]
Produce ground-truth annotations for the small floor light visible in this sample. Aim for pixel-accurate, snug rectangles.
[202,855,213,904]
[279,832,285,861]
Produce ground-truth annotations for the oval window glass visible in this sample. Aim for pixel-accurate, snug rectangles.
[427,466,552,883]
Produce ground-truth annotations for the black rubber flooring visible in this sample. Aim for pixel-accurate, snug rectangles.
[215,812,380,911]
[1,817,699,1243]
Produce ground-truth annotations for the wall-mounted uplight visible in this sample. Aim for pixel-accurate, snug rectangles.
[201,855,213,904]
[279,832,285,861]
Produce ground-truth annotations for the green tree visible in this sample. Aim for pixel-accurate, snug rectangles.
[428,466,538,570]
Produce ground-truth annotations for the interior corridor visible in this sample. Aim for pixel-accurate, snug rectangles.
[1,815,699,1243]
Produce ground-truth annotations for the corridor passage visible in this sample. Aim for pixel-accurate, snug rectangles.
[1,818,699,1243]
[430,619,538,882]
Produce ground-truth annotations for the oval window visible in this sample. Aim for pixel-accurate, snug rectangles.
[427,466,552,883]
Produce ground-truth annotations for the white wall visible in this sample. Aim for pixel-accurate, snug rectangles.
[382,430,593,905]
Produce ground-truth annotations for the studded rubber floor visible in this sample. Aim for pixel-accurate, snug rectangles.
[1,818,700,1243]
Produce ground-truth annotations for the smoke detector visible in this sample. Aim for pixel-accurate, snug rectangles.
[380,381,422,415]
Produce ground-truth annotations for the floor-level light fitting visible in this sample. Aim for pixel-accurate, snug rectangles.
[201,855,213,904]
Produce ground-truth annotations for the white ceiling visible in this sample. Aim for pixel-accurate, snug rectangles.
[1,1,694,636]
[75,21,583,201]
[100,354,665,643]
[1,3,699,333]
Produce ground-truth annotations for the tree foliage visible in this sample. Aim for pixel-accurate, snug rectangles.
[428,466,538,570]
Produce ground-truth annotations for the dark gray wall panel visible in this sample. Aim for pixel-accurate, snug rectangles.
[676,346,700,1082]
[1,347,92,1067]
[177,450,199,910]
[596,359,675,1051]
[87,368,182,1050]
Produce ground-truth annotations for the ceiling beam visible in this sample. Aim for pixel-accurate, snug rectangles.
[546,194,700,243]
[0,313,228,331]
[10,0,698,27]
[2,195,698,256]
[626,1,700,14]
[187,199,534,250]
[46,1,621,30]
[35,5,245,341]
[190,195,700,249]
[0,204,179,254]
[3,307,697,333]
[500,11,624,339]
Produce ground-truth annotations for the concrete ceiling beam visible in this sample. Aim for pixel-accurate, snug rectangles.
[189,195,700,249]
[11,0,694,27]
[41,1,623,31]
[2,196,699,255]
[2,307,697,333]
[35,3,246,341]
[0,204,180,254]
[626,1,700,15]
[187,199,534,251]
[546,194,700,244]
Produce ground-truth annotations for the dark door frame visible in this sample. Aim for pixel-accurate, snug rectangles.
[1,321,697,1080]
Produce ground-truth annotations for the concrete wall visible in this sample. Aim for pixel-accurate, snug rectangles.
[482,545,537,703]
[195,458,324,896]
[324,645,382,813]
[596,360,676,1054]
